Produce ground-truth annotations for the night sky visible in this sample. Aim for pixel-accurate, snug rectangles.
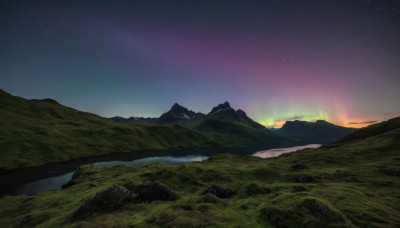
[1,0,399,127]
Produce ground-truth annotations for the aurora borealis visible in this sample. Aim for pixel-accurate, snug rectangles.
[1,0,399,128]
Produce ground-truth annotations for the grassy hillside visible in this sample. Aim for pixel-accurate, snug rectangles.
[1,115,398,227]
[0,90,217,169]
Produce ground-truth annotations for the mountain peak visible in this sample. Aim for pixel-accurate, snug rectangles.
[222,101,230,108]
[157,103,202,124]
[172,102,181,107]
[209,101,232,114]
[171,102,184,110]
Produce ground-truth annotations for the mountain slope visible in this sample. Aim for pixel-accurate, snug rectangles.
[334,116,400,144]
[109,116,157,124]
[1,116,398,227]
[0,90,216,169]
[275,120,357,144]
[187,102,291,147]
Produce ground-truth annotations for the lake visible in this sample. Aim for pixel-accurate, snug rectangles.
[0,144,320,196]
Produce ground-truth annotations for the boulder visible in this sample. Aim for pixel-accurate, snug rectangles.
[202,185,235,198]
[135,181,178,202]
[71,185,131,220]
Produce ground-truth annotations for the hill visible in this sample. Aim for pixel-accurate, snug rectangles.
[0,89,217,170]
[275,120,357,144]
[0,113,398,226]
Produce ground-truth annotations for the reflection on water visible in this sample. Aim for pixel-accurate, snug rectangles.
[94,155,209,168]
[9,145,321,196]
[13,155,208,195]
[252,144,321,158]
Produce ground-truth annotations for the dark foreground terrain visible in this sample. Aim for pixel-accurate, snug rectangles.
[0,117,399,227]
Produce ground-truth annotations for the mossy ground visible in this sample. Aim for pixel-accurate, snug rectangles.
[1,125,399,227]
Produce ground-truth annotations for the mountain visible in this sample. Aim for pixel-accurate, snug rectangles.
[2,114,398,227]
[156,103,205,125]
[187,101,291,147]
[109,101,293,147]
[109,103,205,125]
[0,89,217,169]
[275,120,357,144]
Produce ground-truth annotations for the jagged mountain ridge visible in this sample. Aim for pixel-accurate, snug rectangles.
[157,103,205,125]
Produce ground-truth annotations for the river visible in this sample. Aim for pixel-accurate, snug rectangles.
[0,144,320,196]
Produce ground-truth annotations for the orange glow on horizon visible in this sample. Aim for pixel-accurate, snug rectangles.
[263,118,379,129]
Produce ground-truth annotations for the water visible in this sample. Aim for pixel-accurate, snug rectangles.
[13,172,75,195]
[1,145,319,196]
[252,144,321,158]
[11,155,209,196]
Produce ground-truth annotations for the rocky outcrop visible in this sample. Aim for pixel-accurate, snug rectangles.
[135,181,178,202]
[71,185,131,220]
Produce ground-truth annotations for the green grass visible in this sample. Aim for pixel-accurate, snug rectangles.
[1,117,399,227]
[0,90,218,169]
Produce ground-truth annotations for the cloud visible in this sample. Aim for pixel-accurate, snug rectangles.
[383,112,400,116]
[348,120,378,125]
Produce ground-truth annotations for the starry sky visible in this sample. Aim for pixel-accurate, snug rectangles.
[1,0,399,128]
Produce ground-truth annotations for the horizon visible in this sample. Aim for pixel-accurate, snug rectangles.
[1,0,399,128]
[1,88,389,129]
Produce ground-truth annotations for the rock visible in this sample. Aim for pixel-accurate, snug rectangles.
[301,198,343,220]
[71,185,131,220]
[260,198,346,227]
[295,174,314,183]
[202,185,235,198]
[135,181,178,202]
[291,163,308,169]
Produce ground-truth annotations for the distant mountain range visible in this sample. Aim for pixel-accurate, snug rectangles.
[111,101,292,147]
[110,102,357,145]
[273,120,358,144]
